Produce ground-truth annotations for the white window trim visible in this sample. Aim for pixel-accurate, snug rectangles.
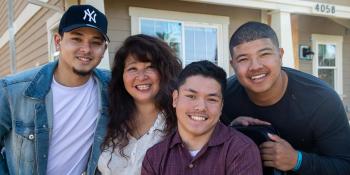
[312,34,343,98]
[129,7,230,73]
[46,12,62,62]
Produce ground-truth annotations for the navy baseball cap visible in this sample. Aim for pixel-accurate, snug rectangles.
[59,4,109,42]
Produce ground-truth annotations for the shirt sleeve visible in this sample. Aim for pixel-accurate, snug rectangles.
[0,80,11,136]
[0,80,11,174]
[227,140,263,175]
[141,150,157,175]
[297,93,350,174]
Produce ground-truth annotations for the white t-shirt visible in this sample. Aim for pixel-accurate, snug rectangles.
[189,150,200,157]
[98,113,166,175]
[46,76,99,175]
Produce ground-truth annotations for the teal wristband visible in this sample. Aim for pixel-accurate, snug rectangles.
[293,151,302,171]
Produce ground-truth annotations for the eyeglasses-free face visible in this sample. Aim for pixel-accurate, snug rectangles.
[123,55,160,104]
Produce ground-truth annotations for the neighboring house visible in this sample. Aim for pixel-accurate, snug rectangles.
[0,0,350,119]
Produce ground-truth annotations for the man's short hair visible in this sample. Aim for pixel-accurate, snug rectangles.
[229,21,279,57]
[176,60,227,95]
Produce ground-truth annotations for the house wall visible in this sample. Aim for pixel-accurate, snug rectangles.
[0,1,8,37]
[14,0,28,20]
[13,0,63,73]
[104,0,261,73]
[0,44,10,77]
[343,35,350,116]
[297,14,345,74]
[296,14,350,118]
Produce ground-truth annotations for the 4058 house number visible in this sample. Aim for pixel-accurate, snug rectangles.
[313,3,336,15]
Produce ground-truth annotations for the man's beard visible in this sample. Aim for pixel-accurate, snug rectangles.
[73,68,92,77]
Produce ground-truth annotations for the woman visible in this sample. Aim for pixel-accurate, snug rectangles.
[98,34,182,175]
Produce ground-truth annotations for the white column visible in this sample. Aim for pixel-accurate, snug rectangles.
[85,0,111,70]
[270,10,295,68]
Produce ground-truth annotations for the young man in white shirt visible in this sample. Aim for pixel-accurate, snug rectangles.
[0,4,110,175]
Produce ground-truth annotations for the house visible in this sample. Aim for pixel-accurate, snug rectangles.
[0,0,349,119]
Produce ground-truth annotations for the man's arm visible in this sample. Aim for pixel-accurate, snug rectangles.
[261,93,350,174]
[296,94,350,174]
[0,80,11,174]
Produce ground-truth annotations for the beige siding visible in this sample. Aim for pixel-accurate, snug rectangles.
[0,44,11,77]
[297,22,313,74]
[0,1,8,37]
[105,0,261,69]
[14,0,28,20]
[0,0,28,40]
[298,60,313,74]
[343,35,350,118]
[14,0,63,72]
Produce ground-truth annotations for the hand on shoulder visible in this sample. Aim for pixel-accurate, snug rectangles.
[230,116,271,126]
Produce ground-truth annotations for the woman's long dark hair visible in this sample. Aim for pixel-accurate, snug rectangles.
[102,34,182,157]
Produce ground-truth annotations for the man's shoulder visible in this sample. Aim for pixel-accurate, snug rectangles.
[149,132,173,149]
[225,129,261,163]
[1,65,46,87]
[284,67,338,99]
[284,67,330,88]
[223,125,257,148]
[145,131,175,158]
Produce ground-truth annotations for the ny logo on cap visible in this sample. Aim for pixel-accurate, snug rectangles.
[83,9,96,23]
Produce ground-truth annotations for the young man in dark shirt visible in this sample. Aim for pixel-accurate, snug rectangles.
[222,21,350,174]
[142,60,262,175]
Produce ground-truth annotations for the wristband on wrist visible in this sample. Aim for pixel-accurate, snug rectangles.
[293,151,302,171]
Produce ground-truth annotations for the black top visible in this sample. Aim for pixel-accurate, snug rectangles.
[222,67,350,175]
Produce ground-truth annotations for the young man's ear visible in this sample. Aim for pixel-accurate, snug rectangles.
[54,33,62,51]
[229,59,234,68]
[279,48,284,60]
[172,90,179,108]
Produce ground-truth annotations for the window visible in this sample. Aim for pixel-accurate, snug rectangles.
[184,25,218,65]
[129,7,230,72]
[317,44,336,88]
[312,34,343,98]
[140,19,182,57]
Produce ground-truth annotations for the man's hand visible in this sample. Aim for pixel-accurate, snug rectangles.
[260,133,298,171]
[230,116,271,126]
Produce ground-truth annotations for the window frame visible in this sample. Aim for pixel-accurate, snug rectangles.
[312,34,343,98]
[184,22,220,65]
[129,7,230,73]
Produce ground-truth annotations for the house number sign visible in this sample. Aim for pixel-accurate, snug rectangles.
[313,3,336,15]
